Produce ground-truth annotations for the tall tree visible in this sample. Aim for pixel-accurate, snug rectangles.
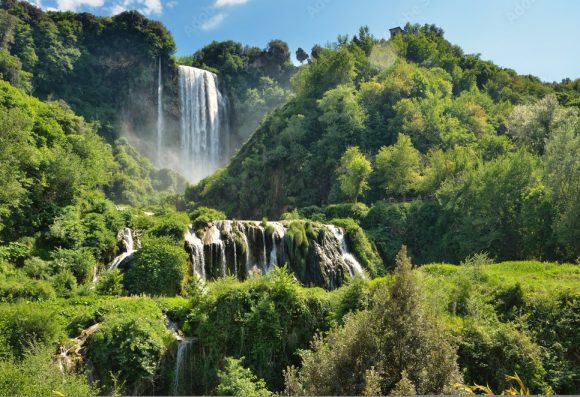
[284,246,460,395]
[375,134,422,199]
[337,146,372,203]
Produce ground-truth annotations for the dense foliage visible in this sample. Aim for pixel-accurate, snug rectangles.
[0,2,578,395]
[188,24,580,267]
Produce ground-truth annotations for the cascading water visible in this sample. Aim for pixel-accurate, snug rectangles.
[326,225,364,277]
[157,57,164,165]
[178,66,230,182]
[109,228,137,271]
[183,221,365,290]
[173,339,194,395]
[166,316,194,396]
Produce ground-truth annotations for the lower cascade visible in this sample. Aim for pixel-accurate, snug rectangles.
[108,228,139,271]
[184,221,365,290]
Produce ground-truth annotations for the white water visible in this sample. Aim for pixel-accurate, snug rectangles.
[108,228,137,271]
[184,221,364,287]
[185,227,206,279]
[326,225,365,277]
[157,57,164,165]
[178,66,229,182]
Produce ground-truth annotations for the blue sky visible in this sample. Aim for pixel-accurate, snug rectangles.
[28,0,579,82]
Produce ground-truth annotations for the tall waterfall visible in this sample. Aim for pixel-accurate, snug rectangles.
[157,58,164,165]
[178,66,230,182]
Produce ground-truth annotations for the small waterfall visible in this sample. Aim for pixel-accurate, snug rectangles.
[166,316,194,396]
[185,226,206,279]
[261,228,267,271]
[157,57,164,165]
[178,66,229,182]
[109,228,137,271]
[173,339,194,395]
[326,225,364,277]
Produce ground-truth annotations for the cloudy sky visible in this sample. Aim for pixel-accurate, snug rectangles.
[26,0,580,82]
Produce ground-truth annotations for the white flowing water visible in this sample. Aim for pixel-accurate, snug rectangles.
[326,225,365,277]
[178,65,229,182]
[157,57,164,165]
[185,227,206,279]
[183,221,364,289]
[108,228,137,271]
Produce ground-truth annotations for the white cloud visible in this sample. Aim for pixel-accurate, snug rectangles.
[27,0,164,15]
[110,0,163,15]
[214,0,248,7]
[55,0,105,11]
[200,12,226,31]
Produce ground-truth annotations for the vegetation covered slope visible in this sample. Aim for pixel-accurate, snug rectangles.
[0,0,175,140]
[188,24,580,266]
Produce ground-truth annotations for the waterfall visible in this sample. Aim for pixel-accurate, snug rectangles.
[185,227,206,279]
[326,225,364,277]
[109,228,137,271]
[178,66,229,182]
[173,339,194,395]
[183,221,364,289]
[157,57,164,165]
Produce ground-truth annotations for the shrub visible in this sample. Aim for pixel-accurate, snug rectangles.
[22,257,51,280]
[0,304,60,360]
[189,206,227,230]
[217,357,272,396]
[124,237,188,296]
[51,248,97,284]
[186,267,332,393]
[146,210,190,243]
[0,275,56,303]
[52,269,78,298]
[87,299,171,395]
[324,203,370,223]
[0,345,97,396]
[96,269,124,296]
[458,320,547,393]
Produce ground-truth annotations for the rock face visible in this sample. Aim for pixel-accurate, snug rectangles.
[184,220,365,290]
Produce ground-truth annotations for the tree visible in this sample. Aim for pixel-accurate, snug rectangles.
[310,44,322,59]
[216,357,272,396]
[295,47,309,64]
[375,134,422,198]
[284,246,461,395]
[337,147,372,202]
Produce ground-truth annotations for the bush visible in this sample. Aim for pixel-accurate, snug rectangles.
[324,203,370,223]
[51,248,97,284]
[186,267,332,393]
[146,210,190,243]
[96,269,124,296]
[124,237,188,296]
[0,304,60,360]
[217,357,272,396]
[52,269,78,298]
[0,275,56,303]
[189,206,227,230]
[22,257,51,280]
[87,299,171,395]
[458,320,548,393]
[0,345,97,396]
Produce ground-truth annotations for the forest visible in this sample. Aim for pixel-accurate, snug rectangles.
[0,0,578,396]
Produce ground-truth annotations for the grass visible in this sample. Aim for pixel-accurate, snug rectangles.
[421,261,579,298]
